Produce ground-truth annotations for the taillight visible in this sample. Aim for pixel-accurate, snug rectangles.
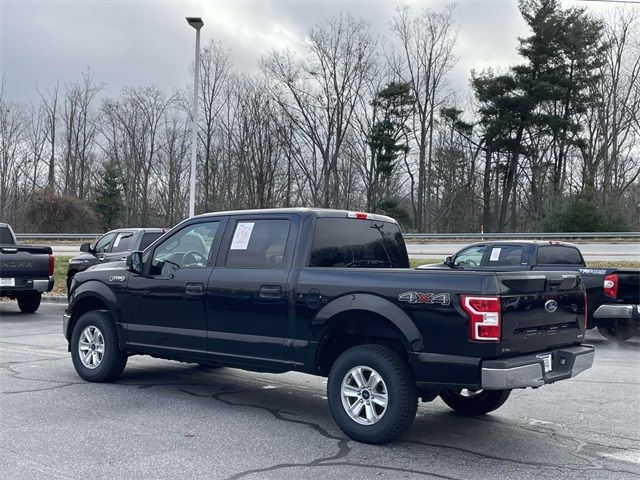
[461,295,501,341]
[603,273,618,298]
[48,254,55,276]
[583,292,588,329]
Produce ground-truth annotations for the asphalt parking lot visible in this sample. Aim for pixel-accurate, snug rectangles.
[1,303,639,480]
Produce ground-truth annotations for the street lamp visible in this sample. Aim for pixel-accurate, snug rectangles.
[186,17,203,218]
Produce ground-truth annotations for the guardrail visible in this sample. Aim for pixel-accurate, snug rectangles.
[15,231,640,241]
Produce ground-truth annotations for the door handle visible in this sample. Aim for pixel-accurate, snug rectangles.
[260,285,282,299]
[185,283,204,296]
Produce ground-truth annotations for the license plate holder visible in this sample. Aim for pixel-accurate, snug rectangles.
[537,353,553,373]
[0,278,16,287]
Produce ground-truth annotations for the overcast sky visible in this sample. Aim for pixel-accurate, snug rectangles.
[0,0,626,104]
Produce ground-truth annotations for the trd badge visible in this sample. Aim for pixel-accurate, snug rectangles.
[398,292,450,305]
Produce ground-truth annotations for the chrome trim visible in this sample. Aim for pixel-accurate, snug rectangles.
[32,279,49,292]
[594,304,634,319]
[571,350,595,377]
[482,364,544,390]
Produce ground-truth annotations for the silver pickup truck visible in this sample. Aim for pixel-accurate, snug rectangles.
[0,223,54,313]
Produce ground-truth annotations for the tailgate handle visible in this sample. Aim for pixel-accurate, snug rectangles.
[260,285,282,299]
[548,274,579,291]
[185,283,204,296]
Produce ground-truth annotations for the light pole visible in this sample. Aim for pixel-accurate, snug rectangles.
[186,17,203,218]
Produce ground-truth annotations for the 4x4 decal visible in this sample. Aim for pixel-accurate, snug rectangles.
[398,291,450,305]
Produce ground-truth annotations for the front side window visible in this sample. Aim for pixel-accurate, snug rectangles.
[111,232,134,253]
[94,233,116,254]
[453,245,487,268]
[310,218,409,268]
[150,222,219,275]
[225,219,291,268]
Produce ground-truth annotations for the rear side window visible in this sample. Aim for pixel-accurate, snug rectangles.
[537,246,583,265]
[225,219,291,268]
[0,226,15,244]
[310,218,409,268]
[487,245,525,266]
[111,232,134,252]
[139,232,163,251]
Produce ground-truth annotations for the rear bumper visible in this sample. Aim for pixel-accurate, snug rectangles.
[594,304,639,320]
[481,345,594,390]
[0,276,54,295]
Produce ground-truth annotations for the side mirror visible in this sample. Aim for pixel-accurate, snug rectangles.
[126,251,144,275]
[80,242,92,253]
[444,256,453,267]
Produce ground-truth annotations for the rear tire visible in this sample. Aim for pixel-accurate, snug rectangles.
[17,292,41,313]
[327,344,418,444]
[70,310,127,382]
[440,389,511,416]
[597,322,634,342]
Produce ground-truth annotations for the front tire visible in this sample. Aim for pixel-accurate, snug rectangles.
[440,389,511,416]
[70,311,127,382]
[17,292,41,313]
[327,344,418,444]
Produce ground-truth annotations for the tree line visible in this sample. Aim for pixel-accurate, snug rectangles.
[1,0,638,233]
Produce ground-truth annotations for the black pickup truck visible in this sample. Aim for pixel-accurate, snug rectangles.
[64,209,594,444]
[0,223,54,313]
[66,228,164,290]
[419,241,640,341]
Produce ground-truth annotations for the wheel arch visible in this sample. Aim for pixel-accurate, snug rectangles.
[66,281,121,346]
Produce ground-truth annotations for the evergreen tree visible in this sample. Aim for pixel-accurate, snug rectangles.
[366,81,414,211]
[94,162,124,230]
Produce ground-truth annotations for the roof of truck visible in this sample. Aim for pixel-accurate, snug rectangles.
[192,208,398,224]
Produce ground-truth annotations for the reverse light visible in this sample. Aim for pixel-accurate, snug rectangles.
[48,254,55,277]
[347,212,371,220]
[603,273,618,298]
[461,295,501,341]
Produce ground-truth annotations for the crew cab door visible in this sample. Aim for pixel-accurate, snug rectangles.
[125,219,226,355]
[206,214,298,369]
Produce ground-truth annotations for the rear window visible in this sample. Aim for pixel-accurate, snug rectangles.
[139,232,163,251]
[0,226,15,244]
[536,246,583,265]
[111,232,134,252]
[487,245,526,267]
[310,218,409,268]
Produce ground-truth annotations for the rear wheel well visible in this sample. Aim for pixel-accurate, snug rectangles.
[316,311,408,376]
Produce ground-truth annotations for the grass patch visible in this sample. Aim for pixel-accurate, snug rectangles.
[50,255,71,296]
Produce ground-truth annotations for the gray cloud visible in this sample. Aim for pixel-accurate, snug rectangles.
[0,0,623,103]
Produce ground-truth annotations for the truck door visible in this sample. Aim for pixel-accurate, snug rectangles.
[206,214,298,370]
[125,219,226,355]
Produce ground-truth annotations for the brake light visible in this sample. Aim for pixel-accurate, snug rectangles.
[347,212,371,220]
[461,295,501,341]
[48,254,55,276]
[603,273,618,298]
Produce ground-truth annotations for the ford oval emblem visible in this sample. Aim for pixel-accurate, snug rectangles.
[545,299,558,313]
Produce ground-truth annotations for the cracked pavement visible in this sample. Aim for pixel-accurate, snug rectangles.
[1,303,639,479]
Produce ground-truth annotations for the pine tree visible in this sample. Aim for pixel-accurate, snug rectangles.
[94,162,124,230]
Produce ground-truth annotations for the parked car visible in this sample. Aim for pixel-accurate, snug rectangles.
[64,209,594,444]
[418,241,640,341]
[66,228,165,291]
[0,222,54,313]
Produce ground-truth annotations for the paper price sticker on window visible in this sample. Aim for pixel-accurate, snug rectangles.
[489,247,502,262]
[230,222,255,250]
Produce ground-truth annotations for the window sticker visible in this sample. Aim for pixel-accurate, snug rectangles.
[230,222,255,250]
[490,247,501,262]
[113,234,122,248]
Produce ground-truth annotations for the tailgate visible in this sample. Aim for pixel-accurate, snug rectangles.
[0,245,52,279]
[615,270,640,304]
[497,271,586,355]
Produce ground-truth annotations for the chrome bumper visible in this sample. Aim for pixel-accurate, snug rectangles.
[481,345,595,390]
[594,304,639,320]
